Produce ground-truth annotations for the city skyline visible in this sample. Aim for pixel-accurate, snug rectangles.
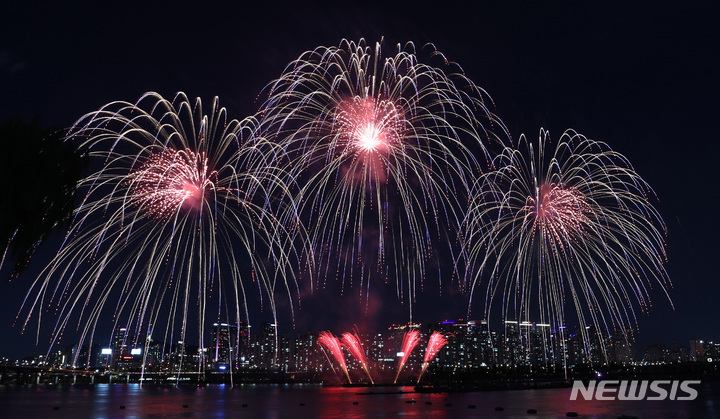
[2,317,715,369]
[1,2,718,361]
[4,317,717,388]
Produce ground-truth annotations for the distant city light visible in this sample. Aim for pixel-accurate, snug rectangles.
[8,319,714,382]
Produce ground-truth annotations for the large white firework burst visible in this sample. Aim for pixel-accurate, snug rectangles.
[20,92,302,370]
[259,38,507,319]
[462,129,671,363]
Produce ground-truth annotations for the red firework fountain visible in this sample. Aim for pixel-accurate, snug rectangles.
[341,332,374,384]
[417,331,448,384]
[318,331,351,384]
[394,329,420,384]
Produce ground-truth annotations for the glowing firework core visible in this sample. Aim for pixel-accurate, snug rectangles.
[336,97,404,154]
[527,183,593,247]
[129,148,215,218]
[357,123,383,151]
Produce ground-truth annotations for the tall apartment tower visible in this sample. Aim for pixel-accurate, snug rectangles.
[211,323,239,368]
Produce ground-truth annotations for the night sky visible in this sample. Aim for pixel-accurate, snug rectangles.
[1,1,718,359]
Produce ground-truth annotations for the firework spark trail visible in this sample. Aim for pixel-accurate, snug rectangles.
[394,329,420,383]
[462,129,672,366]
[259,38,508,320]
[318,331,351,384]
[417,331,447,384]
[341,331,374,384]
[18,92,305,374]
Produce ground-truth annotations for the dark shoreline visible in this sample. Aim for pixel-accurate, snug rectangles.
[1,361,718,388]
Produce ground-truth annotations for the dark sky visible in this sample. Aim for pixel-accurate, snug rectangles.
[1,1,718,359]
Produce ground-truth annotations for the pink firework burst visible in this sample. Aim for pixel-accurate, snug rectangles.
[526,183,594,251]
[318,331,351,384]
[128,148,216,219]
[19,92,304,372]
[336,97,404,156]
[341,332,374,384]
[462,129,671,370]
[394,329,420,383]
[259,39,507,322]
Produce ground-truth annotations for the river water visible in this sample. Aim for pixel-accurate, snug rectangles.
[1,382,719,418]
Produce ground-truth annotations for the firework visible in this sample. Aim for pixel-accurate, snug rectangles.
[462,129,671,365]
[417,331,447,383]
[126,148,211,219]
[318,331,351,384]
[19,92,302,373]
[394,329,420,383]
[341,331,374,384]
[259,38,507,319]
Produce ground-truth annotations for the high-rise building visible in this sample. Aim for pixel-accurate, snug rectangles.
[610,329,636,364]
[501,320,522,366]
[643,344,669,363]
[690,338,705,361]
[289,331,318,372]
[111,326,128,369]
[210,323,238,369]
[250,322,278,370]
